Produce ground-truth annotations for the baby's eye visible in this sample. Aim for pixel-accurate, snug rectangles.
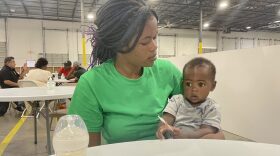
[198,82,206,87]
[185,82,192,87]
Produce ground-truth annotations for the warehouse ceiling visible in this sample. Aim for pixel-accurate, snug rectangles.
[1,0,280,32]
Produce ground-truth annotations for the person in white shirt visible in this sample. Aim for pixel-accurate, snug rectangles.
[24,57,52,87]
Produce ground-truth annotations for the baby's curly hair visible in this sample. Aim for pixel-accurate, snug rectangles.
[183,57,216,81]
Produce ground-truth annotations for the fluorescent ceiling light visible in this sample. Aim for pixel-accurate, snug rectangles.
[10,9,16,13]
[219,1,229,9]
[203,23,210,28]
[87,13,94,20]
[246,26,251,29]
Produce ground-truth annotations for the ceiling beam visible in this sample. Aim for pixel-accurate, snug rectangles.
[89,0,98,12]
[72,0,79,19]
[21,0,29,16]
[0,15,80,22]
[57,0,59,19]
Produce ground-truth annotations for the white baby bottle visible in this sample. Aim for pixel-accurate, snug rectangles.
[52,115,89,156]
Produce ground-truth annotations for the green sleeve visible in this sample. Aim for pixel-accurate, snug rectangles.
[68,76,103,132]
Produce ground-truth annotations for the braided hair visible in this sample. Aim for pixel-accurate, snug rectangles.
[89,0,158,67]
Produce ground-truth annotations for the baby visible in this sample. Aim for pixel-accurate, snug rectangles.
[157,57,221,139]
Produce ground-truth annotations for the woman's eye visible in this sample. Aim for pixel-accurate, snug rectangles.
[198,82,206,87]
[185,82,192,87]
[141,42,149,46]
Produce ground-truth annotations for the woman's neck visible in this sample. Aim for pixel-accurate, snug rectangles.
[114,59,143,79]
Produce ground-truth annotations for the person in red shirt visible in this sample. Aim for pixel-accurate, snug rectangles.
[58,60,72,78]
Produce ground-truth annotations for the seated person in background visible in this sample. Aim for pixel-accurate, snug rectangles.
[157,57,222,139]
[58,60,72,78]
[65,61,86,82]
[0,56,29,115]
[24,57,52,87]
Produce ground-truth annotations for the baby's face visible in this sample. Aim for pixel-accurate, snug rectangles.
[183,66,216,105]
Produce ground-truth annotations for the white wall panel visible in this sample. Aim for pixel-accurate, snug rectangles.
[68,30,78,61]
[222,37,237,51]
[159,28,217,56]
[257,38,271,47]
[45,29,68,54]
[240,38,254,49]
[43,20,80,62]
[158,35,176,56]
[7,18,42,65]
[177,36,197,56]
[274,39,280,45]
[42,20,80,30]
[0,18,5,42]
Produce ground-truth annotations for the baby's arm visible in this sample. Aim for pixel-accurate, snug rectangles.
[201,130,225,139]
[156,95,182,139]
[162,112,175,125]
[176,125,217,139]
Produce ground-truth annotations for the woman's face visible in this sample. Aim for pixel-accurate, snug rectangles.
[118,15,158,67]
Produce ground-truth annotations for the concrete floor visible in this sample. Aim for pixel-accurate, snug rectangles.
[0,108,253,156]
[0,109,51,156]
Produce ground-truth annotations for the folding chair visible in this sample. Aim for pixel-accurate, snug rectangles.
[18,80,49,118]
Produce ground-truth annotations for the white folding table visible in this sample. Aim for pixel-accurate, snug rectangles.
[82,139,280,156]
[0,86,75,155]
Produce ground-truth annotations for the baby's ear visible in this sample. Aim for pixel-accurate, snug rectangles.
[211,81,217,91]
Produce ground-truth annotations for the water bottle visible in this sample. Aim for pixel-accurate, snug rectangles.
[47,77,55,89]
[52,72,58,80]
[53,115,89,156]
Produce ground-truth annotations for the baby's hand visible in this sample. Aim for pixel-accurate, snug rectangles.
[173,130,183,139]
[156,124,180,139]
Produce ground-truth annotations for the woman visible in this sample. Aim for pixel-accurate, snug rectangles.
[24,57,52,86]
[68,0,223,146]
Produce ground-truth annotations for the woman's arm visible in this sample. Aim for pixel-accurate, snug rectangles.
[88,132,101,147]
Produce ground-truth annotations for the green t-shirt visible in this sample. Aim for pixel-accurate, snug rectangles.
[68,59,182,143]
